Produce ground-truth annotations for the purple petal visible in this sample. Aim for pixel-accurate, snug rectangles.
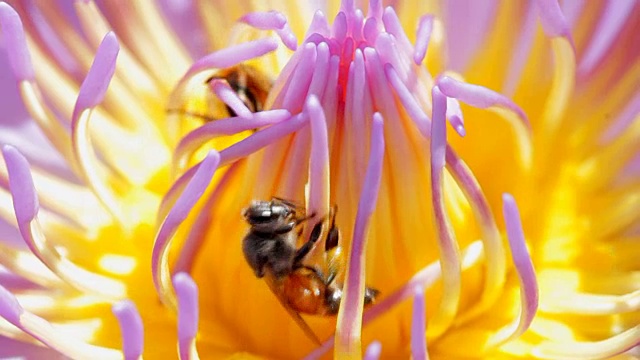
[239,11,287,30]
[112,300,144,360]
[413,15,434,65]
[2,145,38,227]
[152,151,220,307]
[442,0,498,72]
[534,0,571,39]
[578,1,637,76]
[73,32,119,121]
[174,272,199,360]
[0,3,34,81]
[210,79,253,120]
[411,287,428,360]
[0,283,23,324]
[336,113,385,354]
[364,341,382,360]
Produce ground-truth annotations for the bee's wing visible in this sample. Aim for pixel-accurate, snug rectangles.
[263,270,322,346]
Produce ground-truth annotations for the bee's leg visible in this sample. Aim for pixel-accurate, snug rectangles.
[364,287,379,305]
[325,205,339,250]
[293,221,323,264]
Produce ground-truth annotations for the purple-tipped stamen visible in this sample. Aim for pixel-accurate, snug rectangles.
[363,341,382,360]
[239,11,287,30]
[112,300,144,360]
[384,63,431,137]
[578,2,636,76]
[277,23,298,51]
[0,3,35,81]
[411,287,429,360]
[428,86,461,337]
[534,0,572,39]
[210,79,254,120]
[174,272,200,360]
[413,15,434,65]
[306,94,330,218]
[173,109,290,172]
[486,194,538,347]
[336,113,385,356]
[184,38,279,80]
[71,32,119,122]
[446,97,466,137]
[152,151,220,309]
[2,145,39,234]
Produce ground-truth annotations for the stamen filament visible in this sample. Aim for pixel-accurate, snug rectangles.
[0,284,122,359]
[427,86,461,338]
[335,113,385,360]
[533,324,640,360]
[411,287,429,360]
[486,194,538,348]
[210,79,254,119]
[173,110,291,174]
[175,273,201,360]
[71,33,124,224]
[413,15,434,65]
[3,145,126,299]
[112,300,144,360]
[363,341,382,360]
[152,151,220,310]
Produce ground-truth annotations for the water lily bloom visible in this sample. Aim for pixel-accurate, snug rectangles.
[0,0,639,358]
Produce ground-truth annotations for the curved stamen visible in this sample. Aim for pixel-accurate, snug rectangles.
[174,273,200,360]
[112,300,144,360]
[71,32,124,224]
[485,194,538,348]
[335,113,385,360]
[2,145,126,299]
[160,113,306,222]
[0,3,34,80]
[446,97,465,137]
[445,147,505,325]
[239,11,287,30]
[578,1,637,76]
[0,284,121,359]
[533,324,640,359]
[427,86,461,338]
[413,15,434,65]
[152,151,220,310]
[541,289,640,315]
[304,95,331,259]
[363,341,382,360]
[172,110,291,174]
[210,79,253,120]
[437,76,532,168]
[173,161,242,275]
[183,38,279,81]
[534,0,573,43]
[305,241,484,360]
[411,287,429,360]
[384,64,431,137]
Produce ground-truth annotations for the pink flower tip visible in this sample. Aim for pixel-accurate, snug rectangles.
[0,2,35,81]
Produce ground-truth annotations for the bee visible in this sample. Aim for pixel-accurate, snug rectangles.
[165,64,272,146]
[242,198,379,342]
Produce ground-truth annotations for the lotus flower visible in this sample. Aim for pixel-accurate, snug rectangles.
[0,0,638,359]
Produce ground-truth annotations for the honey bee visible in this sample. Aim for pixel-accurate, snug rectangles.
[242,198,379,342]
[165,64,272,146]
